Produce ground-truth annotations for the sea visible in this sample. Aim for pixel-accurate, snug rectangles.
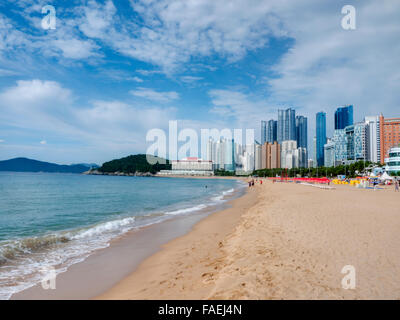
[0,172,244,299]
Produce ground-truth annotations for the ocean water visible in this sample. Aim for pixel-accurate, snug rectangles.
[0,172,244,299]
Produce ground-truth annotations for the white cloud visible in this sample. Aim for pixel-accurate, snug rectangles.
[0,68,19,76]
[258,0,400,138]
[74,0,282,72]
[0,79,72,109]
[51,38,100,60]
[1,1,400,161]
[0,139,4,143]
[208,89,276,140]
[0,79,178,162]
[180,76,203,83]
[0,5,100,70]
[136,69,163,76]
[129,76,144,83]
[0,80,78,140]
[79,0,117,38]
[130,87,179,103]
[77,100,174,131]
[196,1,400,142]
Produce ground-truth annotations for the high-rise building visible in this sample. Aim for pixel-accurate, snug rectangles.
[281,140,307,169]
[354,123,367,160]
[206,137,213,163]
[324,139,335,167]
[295,148,308,168]
[234,142,243,168]
[261,142,281,169]
[379,115,400,164]
[281,140,297,169]
[333,129,347,163]
[332,123,367,164]
[212,138,224,170]
[261,120,267,145]
[240,144,255,172]
[364,116,381,163]
[316,112,327,167]
[345,123,367,161]
[266,120,278,143]
[207,138,236,171]
[295,116,308,149]
[224,139,236,171]
[312,136,317,166]
[335,105,353,130]
[254,142,262,170]
[278,108,296,143]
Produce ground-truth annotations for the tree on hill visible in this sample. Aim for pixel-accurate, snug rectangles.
[98,154,171,174]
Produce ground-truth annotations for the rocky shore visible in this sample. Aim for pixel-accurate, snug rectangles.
[83,169,154,177]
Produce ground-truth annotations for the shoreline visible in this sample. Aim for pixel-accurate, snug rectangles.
[96,182,259,299]
[11,177,248,300]
[11,177,400,299]
[98,180,400,300]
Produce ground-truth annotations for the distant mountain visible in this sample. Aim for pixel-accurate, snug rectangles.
[97,154,171,174]
[0,158,90,173]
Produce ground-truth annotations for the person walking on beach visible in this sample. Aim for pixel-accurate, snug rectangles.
[395,178,399,192]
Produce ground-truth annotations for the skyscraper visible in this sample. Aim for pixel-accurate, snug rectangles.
[207,137,235,171]
[312,136,317,166]
[266,120,277,143]
[224,139,236,171]
[333,129,347,163]
[277,108,296,143]
[379,114,400,164]
[364,116,381,163]
[261,120,267,145]
[316,112,327,167]
[261,142,281,169]
[254,142,262,170]
[295,116,308,149]
[324,139,335,167]
[335,105,353,130]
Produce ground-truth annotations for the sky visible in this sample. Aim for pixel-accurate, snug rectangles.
[0,0,399,165]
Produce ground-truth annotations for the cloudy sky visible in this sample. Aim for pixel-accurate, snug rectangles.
[0,0,399,164]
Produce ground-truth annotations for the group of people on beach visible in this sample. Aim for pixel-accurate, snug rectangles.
[248,179,263,187]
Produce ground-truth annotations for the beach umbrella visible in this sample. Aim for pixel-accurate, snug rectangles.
[379,172,393,181]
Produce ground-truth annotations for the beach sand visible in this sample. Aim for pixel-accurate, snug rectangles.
[98,180,400,300]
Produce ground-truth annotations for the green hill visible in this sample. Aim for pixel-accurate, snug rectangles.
[98,154,171,174]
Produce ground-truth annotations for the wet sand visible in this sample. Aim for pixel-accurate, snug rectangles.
[12,182,247,300]
[99,180,400,300]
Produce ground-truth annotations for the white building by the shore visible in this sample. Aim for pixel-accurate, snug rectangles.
[158,157,214,176]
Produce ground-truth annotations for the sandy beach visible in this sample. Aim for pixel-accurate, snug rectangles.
[98,180,400,300]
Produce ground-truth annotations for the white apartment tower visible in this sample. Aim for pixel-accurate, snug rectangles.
[364,116,381,163]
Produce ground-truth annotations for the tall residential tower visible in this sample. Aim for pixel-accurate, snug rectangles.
[316,112,327,167]
[277,108,296,143]
[335,105,353,130]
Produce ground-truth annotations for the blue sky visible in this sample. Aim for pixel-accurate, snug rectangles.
[0,0,399,164]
